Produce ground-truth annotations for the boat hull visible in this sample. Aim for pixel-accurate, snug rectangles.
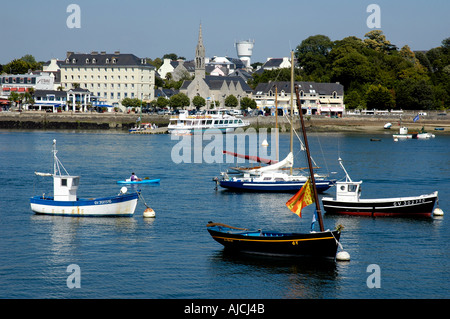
[117,179,160,184]
[219,179,334,193]
[30,192,139,217]
[207,223,340,259]
[322,192,438,217]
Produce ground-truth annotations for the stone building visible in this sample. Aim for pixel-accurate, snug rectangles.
[179,25,252,108]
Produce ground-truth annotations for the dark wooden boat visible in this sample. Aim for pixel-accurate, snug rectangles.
[206,222,341,258]
[206,79,345,259]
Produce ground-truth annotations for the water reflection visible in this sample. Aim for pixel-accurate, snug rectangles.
[209,250,342,299]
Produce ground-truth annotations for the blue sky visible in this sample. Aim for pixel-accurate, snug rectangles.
[1,0,449,64]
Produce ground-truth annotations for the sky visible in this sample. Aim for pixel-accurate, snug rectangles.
[1,0,449,65]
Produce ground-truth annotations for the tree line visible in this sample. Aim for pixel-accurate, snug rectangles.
[290,31,449,110]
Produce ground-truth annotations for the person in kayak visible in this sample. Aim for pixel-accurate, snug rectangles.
[130,173,142,182]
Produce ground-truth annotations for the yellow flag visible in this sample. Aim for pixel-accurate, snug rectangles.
[286,178,314,218]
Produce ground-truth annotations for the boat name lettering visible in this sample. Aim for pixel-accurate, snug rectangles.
[394,198,424,206]
[95,199,112,205]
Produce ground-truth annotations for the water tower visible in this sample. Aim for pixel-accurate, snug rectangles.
[235,40,254,68]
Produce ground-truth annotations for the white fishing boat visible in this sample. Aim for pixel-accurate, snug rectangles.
[30,140,139,217]
[322,158,438,217]
[168,109,249,135]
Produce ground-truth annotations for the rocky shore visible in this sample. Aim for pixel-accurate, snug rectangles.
[0,111,449,134]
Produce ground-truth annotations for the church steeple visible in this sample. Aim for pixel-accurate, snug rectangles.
[195,23,205,79]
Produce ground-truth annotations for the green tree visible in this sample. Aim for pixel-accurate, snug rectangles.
[365,84,394,109]
[3,59,29,74]
[155,96,169,108]
[169,93,190,109]
[295,35,332,79]
[224,95,238,107]
[122,97,143,108]
[395,79,435,110]
[240,97,257,110]
[192,96,206,109]
[8,91,20,109]
[364,30,397,53]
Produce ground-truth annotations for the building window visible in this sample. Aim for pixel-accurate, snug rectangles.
[106,58,109,64]
[86,58,90,64]
[92,58,96,64]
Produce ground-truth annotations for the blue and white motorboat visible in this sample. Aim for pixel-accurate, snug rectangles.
[30,140,139,217]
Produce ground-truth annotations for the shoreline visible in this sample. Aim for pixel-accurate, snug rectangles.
[0,111,449,134]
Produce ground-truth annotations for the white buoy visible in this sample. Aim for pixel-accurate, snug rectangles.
[433,207,444,216]
[120,186,128,194]
[261,139,268,147]
[143,207,155,218]
[394,138,398,142]
[336,251,351,261]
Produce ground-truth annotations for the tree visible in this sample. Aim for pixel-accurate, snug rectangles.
[224,95,238,107]
[192,96,206,109]
[331,51,372,90]
[3,59,29,74]
[122,97,143,108]
[240,97,256,110]
[169,93,190,109]
[155,96,169,108]
[395,79,434,110]
[365,84,394,109]
[295,35,332,79]
[8,91,20,108]
[364,30,397,53]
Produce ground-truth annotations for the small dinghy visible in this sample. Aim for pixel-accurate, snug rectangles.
[117,178,160,184]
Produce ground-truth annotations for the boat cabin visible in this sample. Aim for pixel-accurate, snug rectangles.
[335,181,362,202]
[54,175,79,201]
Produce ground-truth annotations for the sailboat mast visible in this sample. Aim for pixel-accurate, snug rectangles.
[275,85,279,162]
[289,50,294,175]
[295,86,325,232]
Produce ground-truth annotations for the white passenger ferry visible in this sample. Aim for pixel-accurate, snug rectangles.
[168,109,250,135]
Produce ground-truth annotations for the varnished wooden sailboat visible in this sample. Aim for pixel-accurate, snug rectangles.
[207,84,344,259]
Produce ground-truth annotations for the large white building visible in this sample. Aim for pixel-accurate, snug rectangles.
[254,81,345,116]
[60,51,156,109]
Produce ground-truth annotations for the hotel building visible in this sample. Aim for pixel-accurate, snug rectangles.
[60,51,156,109]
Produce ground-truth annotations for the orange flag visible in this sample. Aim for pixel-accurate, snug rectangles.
[286,178,314,218]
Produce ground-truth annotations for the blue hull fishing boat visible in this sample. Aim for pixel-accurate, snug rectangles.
[30,140,139,217]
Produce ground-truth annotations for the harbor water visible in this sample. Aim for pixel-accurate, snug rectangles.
[0,129,449,299]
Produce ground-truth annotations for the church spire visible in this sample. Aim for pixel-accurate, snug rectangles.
[195,23,205,79]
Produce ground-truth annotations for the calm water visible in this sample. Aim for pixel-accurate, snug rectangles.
[0,129,449,299]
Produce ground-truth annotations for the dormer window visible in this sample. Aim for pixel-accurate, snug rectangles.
[106,58,110,64]
[112,58,117,64]
[72,58,76,64]
[66,58,70,63]
[332,91,337,98]
[92,58,96,64]
[86,58,90,64]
